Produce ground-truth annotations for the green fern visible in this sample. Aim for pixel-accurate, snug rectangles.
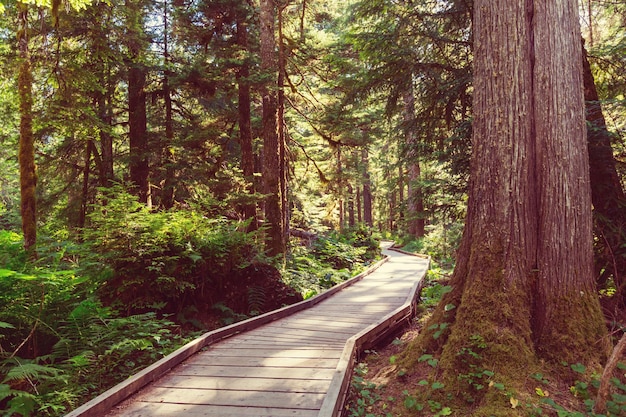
[1,360,64,385]
[247,285,266,315]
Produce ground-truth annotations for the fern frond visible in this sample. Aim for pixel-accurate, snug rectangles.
[247,285,266,314]
[1,360,63,383]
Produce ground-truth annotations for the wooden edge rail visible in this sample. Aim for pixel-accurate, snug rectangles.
[64,255,390,417]
[318,249,431,417]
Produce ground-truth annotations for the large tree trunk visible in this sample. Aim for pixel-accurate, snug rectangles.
[408,0,607,413]
[17,2,37,255]
[260,0,285,258]
[582,44,626,297]
[127,0,149,203]
[236,11,257,229]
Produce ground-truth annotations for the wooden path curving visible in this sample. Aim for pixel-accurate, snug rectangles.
[65,243,429,417]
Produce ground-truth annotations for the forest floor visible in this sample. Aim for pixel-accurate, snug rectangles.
[344,298,626,417]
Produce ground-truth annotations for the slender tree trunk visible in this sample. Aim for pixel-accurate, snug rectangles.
[389,189,396,231]
[127,0,149,203]
[161,0,175,209]
[412,0,607,412]
[17,2,36,255]
[78,140,94,230]
[278,5,289,243]
[337,146,344,230]
[403,87,425,238]
[356,184,362,224]
[97,92,114,187]
[582,44,626,296]
[347,183,355,228]
[398,164,404,225]
[260,0,285,258]
[362,147,373,227]
[236,11,257,229]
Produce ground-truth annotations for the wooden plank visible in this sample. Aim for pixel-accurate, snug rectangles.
[320,296,407,304]
[275,316,370,327]
[220,332,345,346]
[213,337,343,352]
[154,375,330,393]
[246,327,351,342]
[133,386,325,409]
[317,306,401,312]
[309,310,393,318]
[107,402,319,417]
[172,365,335,380]
[190,355,337,368]
[215,337,344,349]
[288,313,377,323]
[201,347,342,358]
[270,323,362,337]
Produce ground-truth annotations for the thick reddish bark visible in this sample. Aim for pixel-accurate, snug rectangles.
[409,0,607,413]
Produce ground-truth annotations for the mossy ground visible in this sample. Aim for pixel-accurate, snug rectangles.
[346,314,619,417]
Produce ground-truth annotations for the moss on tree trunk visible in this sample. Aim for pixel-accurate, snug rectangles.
[401,0,608,414]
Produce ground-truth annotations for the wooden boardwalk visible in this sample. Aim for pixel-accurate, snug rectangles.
[66,243,429,417]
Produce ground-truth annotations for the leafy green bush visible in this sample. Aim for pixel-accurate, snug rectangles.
[82,186,263,314]
[0,230,26,270]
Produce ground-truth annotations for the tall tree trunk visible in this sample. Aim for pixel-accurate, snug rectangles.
[347,182,355,228]
[260,0,285,258]
[389,189,396,232]
[362,147,373,227]
[92,3,114,189]
[236,11,257,229]
[278,5,289,243]
[337,146,344,230]
[398,163,404,225]
[97,92,114,187]
[582,44,626,296]
[127,0,149,203]
[356,184,362,224]
[412,0,607,412]
[17,2,36,255]
[161,0,175,209]
[78,140,94,230]
[403,87,425,238]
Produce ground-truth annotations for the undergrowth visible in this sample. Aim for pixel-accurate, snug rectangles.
[284,226,381,299]
[0,189,382,416]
